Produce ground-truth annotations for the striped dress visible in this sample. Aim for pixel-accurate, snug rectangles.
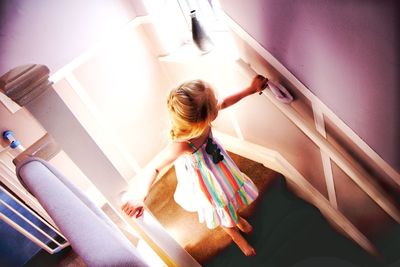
[173,132,259,229]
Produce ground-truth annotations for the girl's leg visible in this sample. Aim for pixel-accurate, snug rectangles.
[237,216,253,234]
[222,226,256,256]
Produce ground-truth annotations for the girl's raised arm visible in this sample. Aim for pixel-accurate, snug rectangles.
[218,75,268,110]
[121,141,190,218]
[140,142,190,196]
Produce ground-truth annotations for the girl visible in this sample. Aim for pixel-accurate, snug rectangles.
[122,75,268,256]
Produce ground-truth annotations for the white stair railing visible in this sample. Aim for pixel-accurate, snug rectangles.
[0,185,69,254]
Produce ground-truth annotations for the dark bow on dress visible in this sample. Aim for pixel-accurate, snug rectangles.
[205,138,224,164]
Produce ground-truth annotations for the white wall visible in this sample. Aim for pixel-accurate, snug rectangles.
[0,0,137,75]
[59,25,172,171]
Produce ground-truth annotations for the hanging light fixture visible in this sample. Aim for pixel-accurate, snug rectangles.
[190,10,214,53]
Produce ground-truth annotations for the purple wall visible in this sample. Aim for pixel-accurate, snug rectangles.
[220,0,400,172]
[0,0,137,75]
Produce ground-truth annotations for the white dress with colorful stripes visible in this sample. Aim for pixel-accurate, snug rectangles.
[173,132,259,229]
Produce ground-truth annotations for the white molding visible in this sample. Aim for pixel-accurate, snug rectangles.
[312,104,338,209]
[229,110,244,140]
[0,92,21,114]
[214,130,378,257]
[261,85,400,223]
[220,11,400,187]
[233,58,400,224]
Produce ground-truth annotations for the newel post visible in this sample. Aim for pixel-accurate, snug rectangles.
[0,64,129,202]
[0,64,200,267]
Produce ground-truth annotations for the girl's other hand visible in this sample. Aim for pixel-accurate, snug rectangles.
[121,198,145,218]
[250,75,268,94]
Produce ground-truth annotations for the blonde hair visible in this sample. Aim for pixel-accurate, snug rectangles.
[167,80,218,140]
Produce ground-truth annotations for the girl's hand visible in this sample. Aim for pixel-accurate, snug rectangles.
[121,197,145,218]
[250,75,268,94]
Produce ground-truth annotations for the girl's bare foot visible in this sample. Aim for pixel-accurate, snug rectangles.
[222,226,256,256]
[237,217,253,235]
[235,239,256,256]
